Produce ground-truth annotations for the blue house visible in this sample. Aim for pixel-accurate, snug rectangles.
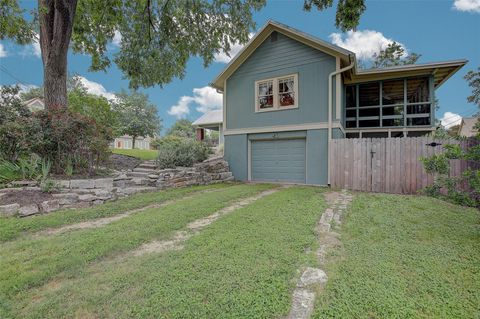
[210,21,466,186]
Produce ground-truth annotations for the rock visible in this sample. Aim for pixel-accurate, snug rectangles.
[40,200,60,213]
[287,288,315,319]
[113,173,129,181]
[10,180,38,187]
[94,178,113,190]
[0,203,20,217]
[94,189,112,200]
[18,204,39,217]
[78,194,97,202]
[70,179,95,189]
[52,193,79,205]
[297,267,328,288]
[93,199,104,205]
[148,174,159,179]
[53,180,71,189]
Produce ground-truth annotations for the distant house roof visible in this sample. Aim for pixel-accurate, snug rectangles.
[192,109,223,126]
[211,20,467,91]
[458,117,479,137]
[24,97,45,112]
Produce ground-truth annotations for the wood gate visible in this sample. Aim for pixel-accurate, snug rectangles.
[330,137,476,194]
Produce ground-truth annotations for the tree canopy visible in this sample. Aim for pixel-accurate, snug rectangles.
[166,119,196,139]
[371,42,421,69]
[1,0,367,110]
[113,90,161,148]
[464,67,480,107]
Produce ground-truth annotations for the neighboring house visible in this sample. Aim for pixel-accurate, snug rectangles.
[112,135,153,150]
[22,98,153,150]
[211,20,466,185]
[458,117,478,137]
[24,97,46,112]
[192,109,224,145]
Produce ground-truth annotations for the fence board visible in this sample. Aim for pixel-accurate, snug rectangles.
[330,136,477,194]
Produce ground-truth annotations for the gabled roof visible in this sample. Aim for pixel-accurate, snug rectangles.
[211,20,355,90]
[211,21,467,91]
[192,109,223,126]
[459,117,478,137]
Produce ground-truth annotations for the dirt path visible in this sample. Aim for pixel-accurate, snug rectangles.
[131,188,281,256]
[35,188,226,237]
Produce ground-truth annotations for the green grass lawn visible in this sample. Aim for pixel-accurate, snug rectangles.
[0,185,478,318]
[314,193,480,319]
[111,148,159,160]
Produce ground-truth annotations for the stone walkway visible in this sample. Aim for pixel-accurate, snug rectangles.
[35,188,228,237]
[287,189,353,319]
[131,188,280,256]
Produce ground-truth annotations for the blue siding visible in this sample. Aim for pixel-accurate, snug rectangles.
[306,129,328,185]
[224,134,248,181]
[226,32,336,130]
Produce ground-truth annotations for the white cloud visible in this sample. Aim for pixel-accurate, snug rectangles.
[453,0,480,12]
[0,44,7,58]
[330,30,407,61]
[76,76,116,100]
[112,31,122,47]
[21,34,41,58]
[214,33,254,63]
[440,112,462,129]
[168,86,222,118]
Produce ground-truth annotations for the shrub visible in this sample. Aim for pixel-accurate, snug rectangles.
[156,136,211,168]
[421,137,480,207]
[31,106,113,175]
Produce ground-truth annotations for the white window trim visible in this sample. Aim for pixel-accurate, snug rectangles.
[255,73,299,113]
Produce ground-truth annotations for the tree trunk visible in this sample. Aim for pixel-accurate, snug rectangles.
[39,0,78,110]
[132,136,136,149]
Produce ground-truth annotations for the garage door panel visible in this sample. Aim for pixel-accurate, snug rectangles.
[251,138,306,183]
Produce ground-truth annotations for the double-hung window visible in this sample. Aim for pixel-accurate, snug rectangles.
[255,74,298,112]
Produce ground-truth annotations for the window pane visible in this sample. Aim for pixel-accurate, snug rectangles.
[259,96,273,109]
[407,117,431,126]
[258,81,273,96]
[359,107,380,117]
[407,104,430,114]
[382,106,403,116]
[346,120,357,128]
[407,77,429,103]
[258,80,273,109]
[359,82,380,107]
[382,80,404,105]
[383,118,404,127]
[279,93,295,107]
[346,109,356,118]
[346,86,356,108]
[359,119,380,127]
[278,77,295,107]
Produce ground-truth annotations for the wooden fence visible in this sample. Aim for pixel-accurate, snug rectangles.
[330,137,477,194]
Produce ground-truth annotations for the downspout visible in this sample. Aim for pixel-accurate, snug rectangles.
[328,58,355,185]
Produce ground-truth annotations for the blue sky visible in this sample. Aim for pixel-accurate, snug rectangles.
[0,0,479,133]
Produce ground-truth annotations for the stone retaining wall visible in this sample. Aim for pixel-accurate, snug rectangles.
[0,157,233,217]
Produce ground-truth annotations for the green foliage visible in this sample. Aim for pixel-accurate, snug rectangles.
[464,67,480,107]
[371,42,421,69]
[0,154,44,184]
[113,90,161,148]
[304,0,365,32]
[0,159,22,183]
[19,87,44,101]
[421,138,480,207]
[111,148,159,161]
[0,0,36,44]
[31,106,113,175]
[156,136,211,168]
[166,119,195,138]
[39,179,59,193]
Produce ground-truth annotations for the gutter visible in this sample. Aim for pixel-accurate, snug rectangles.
[327,59,355,186]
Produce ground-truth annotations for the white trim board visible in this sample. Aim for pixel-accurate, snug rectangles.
[224,122,343,136]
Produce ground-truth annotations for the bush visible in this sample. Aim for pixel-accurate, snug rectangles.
[156,136,211,168]
[421,137,480,207]
[31,106,113,175]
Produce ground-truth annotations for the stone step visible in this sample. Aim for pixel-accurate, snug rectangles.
[127,171,151,178]
[138,163,157,169]
[133,167,157,173]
